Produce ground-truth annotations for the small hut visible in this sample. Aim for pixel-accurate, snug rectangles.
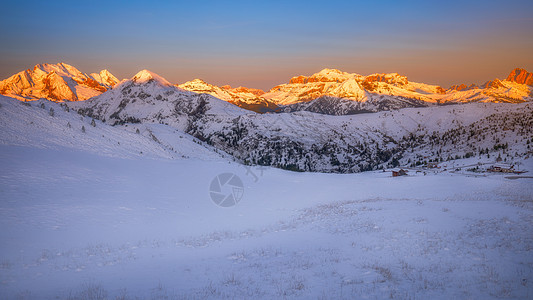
[392,169,408,177]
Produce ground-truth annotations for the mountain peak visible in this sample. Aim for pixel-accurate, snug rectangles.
[131,70,171,86]
[190,78,209,85]
[0,62,119,102]
[178,79,214,90]
[90,69,120,88]
[99,69,113,76]
[317,68,345,75]
[506,68,533,85]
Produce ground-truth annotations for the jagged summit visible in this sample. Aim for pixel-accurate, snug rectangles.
[90,69,120,88]
[131,70,171,86]
[506,68,533,86]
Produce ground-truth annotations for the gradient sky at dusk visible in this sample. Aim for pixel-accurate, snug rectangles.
[1,0,532,90]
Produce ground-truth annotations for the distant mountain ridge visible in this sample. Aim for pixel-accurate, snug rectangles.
[1,63,532,115]
[1,67,532,174]
[178,79,279,113]
[176,67,533,114]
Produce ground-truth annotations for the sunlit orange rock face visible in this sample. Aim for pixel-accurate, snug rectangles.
[449,84,468,91]
[220,85,264,96]
[435,86,446,94]
[74,77,107,93]
[229,86,265,96]
[484,79,505,89]
[506,68,533,86]
[290,76,307,84]
[448,84,479,92]
[364,74,408,86]
[42,71,78,101]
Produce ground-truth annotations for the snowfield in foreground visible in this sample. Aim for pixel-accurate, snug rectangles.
[0,145,532,299]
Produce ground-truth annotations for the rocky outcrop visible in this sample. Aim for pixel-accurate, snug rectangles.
[506,68,533,85]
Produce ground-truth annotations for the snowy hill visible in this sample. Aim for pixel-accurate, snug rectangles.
[0,63,120,102]
[67,70,250,130]
[0,95,228,161]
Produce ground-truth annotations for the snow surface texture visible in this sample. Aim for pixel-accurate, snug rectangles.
[0,93,532,299]
[0,145,532,299]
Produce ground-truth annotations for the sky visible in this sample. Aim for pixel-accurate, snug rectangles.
[1,0,532,90]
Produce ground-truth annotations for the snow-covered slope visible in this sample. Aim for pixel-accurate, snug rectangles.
[184,103,533,172]
[0,63,119,102]
[0,139,531,299]
[0,95,227,161]
[178,79,279,113]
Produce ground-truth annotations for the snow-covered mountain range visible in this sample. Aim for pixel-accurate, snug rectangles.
[60,69,533,173]
[1,63,532,173]
[0,63,119,102]
[265,68,533,115]
[2,63,532,116]
[176,68,533,115]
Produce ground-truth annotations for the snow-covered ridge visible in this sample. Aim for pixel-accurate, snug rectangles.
[67,72,250,128]
[0,95,228,160]
[178,79,278,113]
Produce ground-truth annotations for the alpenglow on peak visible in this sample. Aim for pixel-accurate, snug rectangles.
[131,70,171,86]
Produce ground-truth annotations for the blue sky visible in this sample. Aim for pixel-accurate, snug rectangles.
[1,0,532,89]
